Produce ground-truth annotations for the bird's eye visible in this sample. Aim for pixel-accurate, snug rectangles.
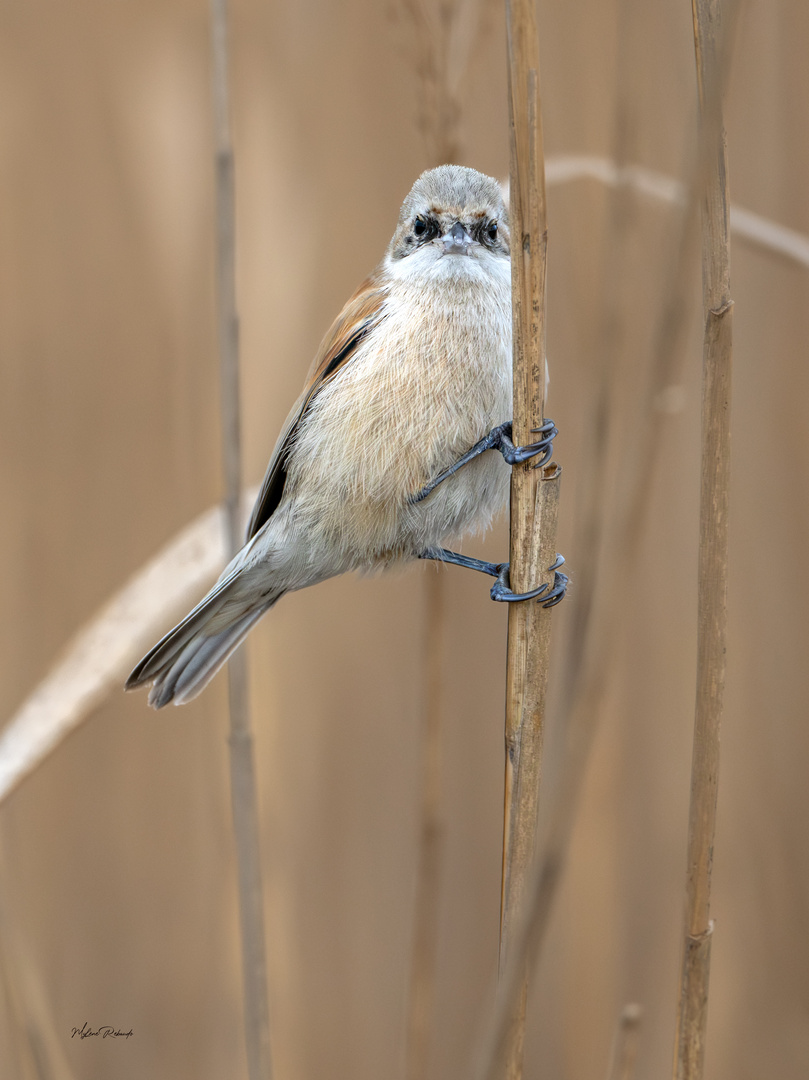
[486,221,498,242]
[413,217,427,237]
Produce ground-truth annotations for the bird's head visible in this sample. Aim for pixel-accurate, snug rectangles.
[386,165,510,275]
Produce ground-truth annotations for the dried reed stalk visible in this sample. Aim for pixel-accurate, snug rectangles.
[210,2,273,1077]
[498,2,559,1076]
[473,681,595,1080]
[672,1,733,1076]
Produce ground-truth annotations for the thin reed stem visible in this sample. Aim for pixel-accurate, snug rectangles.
[499,2,559,1076]
[672,1,733,1076]
[472,683,590,1080]
[210,2,273,1078]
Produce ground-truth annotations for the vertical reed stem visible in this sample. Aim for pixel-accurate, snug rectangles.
[672,1,733,1076]
[210,2,273,1077]
[500,2,559,1076]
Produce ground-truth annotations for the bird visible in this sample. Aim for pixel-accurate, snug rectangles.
[126,165,564,708]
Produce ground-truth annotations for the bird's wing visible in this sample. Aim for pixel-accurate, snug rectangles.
[245,272,389,542]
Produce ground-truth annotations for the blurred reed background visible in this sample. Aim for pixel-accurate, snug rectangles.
[1,0,808,1078]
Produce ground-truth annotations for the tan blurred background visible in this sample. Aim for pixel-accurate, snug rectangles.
[1,0,808,1077]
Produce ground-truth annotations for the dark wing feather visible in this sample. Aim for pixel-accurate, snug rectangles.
[245,274,388,542]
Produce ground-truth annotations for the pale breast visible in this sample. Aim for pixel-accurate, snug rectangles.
[284,256,513,566]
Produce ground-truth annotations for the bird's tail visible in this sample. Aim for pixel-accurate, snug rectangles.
[126,569,284,708]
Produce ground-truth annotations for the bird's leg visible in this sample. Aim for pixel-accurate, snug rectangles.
[410,419,557,504]
[420,548,568,606]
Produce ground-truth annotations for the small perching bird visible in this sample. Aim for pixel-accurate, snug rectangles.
[126,165,564,708]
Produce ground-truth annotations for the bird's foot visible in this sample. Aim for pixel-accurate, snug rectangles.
[489,554,568,606]
[411,419,558,503]
[420,549,567,607]
[494,419,558,467]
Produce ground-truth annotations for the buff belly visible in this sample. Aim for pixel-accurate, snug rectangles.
[275,281,512,574]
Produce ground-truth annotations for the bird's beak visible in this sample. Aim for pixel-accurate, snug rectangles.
[440,222,474,256]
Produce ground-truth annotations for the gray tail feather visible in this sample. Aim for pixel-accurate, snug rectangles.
[147,606,267,707]
[126,572,283,708]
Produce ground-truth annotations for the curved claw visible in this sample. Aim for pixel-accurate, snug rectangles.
[490,563,550,603]
[540,569,569,608]
[499,418,558,469]
[489,555,568,607]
